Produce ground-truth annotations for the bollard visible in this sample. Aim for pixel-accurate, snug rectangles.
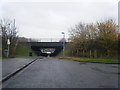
[29,52,32,56]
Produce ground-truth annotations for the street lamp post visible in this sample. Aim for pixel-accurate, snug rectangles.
[61,32,65,58]
[7,39,10,57]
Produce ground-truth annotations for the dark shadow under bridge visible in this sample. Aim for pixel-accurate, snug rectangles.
[25,42,67,57]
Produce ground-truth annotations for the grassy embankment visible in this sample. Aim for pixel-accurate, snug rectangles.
[57,48,119,63]
[57,56,120,63]
[15,44,36,57]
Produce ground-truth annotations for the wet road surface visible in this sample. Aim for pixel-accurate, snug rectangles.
[2,58,119,88]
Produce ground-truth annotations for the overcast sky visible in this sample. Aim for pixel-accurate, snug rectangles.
[0,0,119,39]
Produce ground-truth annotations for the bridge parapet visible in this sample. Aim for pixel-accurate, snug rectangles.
[27,38,69,42]
[28,42,65,47]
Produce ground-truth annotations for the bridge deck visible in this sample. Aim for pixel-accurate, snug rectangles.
[22,42,67,47]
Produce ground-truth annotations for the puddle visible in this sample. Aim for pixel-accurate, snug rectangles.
[99,85,116,88]
[91,67,119,74]
[111,65,118,68]
[79,62,87,64]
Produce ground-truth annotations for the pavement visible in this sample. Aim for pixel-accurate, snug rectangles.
[2,57,39,80]
[2,58,119,88]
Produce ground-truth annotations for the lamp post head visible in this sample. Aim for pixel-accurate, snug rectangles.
[7,39,10,45]
[61,32,65,34]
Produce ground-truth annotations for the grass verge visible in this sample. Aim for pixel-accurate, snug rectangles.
[15,44,36,57]
[57,56,120,63]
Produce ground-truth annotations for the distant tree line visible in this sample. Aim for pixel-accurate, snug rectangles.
[66,19,119,59]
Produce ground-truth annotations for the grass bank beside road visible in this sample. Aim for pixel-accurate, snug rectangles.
[15,44,36,57]
[3,44,37,58]
[57,57,120,63]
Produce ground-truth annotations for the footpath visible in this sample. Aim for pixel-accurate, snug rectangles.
[1,57,40,83]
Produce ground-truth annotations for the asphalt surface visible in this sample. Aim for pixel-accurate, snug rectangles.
[2,58,119,88]
[2,57,38,78]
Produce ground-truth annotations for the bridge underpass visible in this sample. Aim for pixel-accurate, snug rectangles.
[26,42,66,57]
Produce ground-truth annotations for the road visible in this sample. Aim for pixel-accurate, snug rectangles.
[2,58,119,88]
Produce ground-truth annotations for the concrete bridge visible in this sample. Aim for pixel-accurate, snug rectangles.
[23,42,67,57]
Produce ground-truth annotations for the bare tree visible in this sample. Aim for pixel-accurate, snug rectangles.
[0,18,18,57]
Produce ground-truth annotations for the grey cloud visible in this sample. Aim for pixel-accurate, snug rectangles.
[1,2,118,38]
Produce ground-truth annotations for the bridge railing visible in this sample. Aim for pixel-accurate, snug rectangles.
[27,38,70,42]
